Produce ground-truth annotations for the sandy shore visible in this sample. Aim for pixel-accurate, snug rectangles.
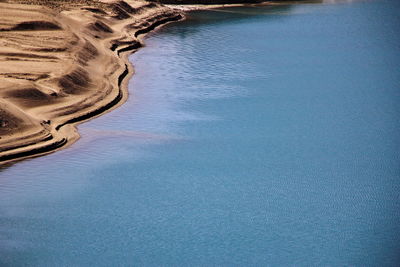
[0,0,183,164]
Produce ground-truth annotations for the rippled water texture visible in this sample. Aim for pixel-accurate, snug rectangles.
[1,0,400,265]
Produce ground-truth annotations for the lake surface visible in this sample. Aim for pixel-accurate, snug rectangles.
[1,0,400,265]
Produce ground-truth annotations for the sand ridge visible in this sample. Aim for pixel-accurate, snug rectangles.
[0,0,183,164]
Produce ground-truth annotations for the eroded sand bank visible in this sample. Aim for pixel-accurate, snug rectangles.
[0,0,183,164]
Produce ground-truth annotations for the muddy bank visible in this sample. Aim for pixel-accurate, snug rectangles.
[0,0,183,164]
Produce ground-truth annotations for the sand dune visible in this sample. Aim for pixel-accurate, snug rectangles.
[0,0,183,164]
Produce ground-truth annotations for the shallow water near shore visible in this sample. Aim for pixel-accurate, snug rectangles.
[1,0,400,265]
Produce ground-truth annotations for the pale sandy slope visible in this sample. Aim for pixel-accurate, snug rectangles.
[0,0,182,164]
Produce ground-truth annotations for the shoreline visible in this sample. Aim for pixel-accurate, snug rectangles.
[0,0,302,165]
[0,0,184,164]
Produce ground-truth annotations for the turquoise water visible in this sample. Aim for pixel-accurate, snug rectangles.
[1,0,400,265]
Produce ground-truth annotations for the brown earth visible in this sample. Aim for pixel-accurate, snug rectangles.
[0,0,183,164]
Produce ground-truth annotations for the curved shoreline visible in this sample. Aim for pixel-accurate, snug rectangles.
[0,0,296,165]
[0,0,184,164]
